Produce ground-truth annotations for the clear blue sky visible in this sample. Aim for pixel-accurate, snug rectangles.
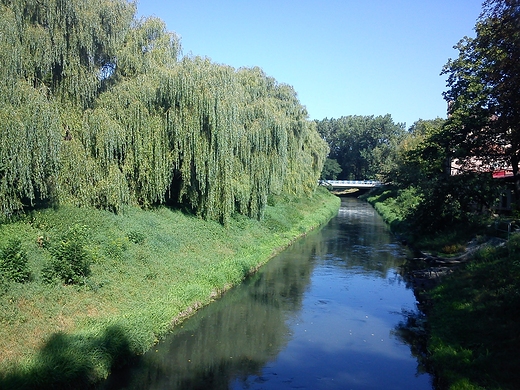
[136,1,483,129]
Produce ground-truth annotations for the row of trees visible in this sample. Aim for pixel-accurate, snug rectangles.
[0,0,328,224]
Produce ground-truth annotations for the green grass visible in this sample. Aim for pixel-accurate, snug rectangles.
[0,188,340,389]
[426,235,520,389]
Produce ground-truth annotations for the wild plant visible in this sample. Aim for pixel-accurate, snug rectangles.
[42,225,91,285]
[0,239,31,283]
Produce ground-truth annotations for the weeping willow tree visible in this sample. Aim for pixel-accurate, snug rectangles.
[236,67,328,218]
[0,81,61,215]
[0,0,328,223]
[1,0,135,106]
[0,0,135,215]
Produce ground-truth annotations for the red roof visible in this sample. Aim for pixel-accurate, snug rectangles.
[492,170,514,178]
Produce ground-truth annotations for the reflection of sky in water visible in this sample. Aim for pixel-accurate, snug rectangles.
[232,199,431,390]
[234,270,429,390]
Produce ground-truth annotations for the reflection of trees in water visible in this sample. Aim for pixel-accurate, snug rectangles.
[392,246,440,386]
[391,309,438,387]
[321,199,410,276]
[99,229,321,390]
[99,199,415,389]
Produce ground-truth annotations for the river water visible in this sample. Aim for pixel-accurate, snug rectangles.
[100,198,432,390]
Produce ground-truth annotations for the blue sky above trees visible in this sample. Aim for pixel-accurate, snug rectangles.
[137,0,483,129]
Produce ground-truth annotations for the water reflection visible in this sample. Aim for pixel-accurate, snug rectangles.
[99,198,432,390]
[100,226,320,390]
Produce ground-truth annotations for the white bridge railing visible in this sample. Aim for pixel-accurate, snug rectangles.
[319,180,382,188]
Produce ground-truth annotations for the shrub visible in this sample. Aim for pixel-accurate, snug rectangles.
[127,230,146,245]
[44,225,91,285]
[0,239,31,283]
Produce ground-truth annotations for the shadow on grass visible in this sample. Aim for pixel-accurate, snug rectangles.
[0,325,135,390]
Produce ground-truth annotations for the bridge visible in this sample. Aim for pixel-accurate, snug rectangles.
[319,180,382,189]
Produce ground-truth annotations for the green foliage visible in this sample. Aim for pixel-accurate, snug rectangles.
[0,0,328,223]
[316,114,406,180]
[427,233,520,389]
[390,118,447,185]
[366,183,492,251]
[127,230,146,245]
[0,239,30,283]
[320,158,342,180]
[43,225,91,285]
[366,186,421,234]
[0,81,61,216]
[384,117,499,237]
[104,237,128,260]
[0,0,136,107]
[0,187,339,388]
[442,0,520,205]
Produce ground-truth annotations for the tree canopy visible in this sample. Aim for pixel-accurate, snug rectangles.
[0,0,328,223]
[315,115,405,181]
[442,0,520,203]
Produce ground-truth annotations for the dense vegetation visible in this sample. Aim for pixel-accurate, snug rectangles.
[370,182,520,389]
[2,0,519,388]
[315,114,406,181]
[0,0,328,225]
[357,1,519,242]
[442,0,520,206]
[0,0,336,387]
[426,235,520,390]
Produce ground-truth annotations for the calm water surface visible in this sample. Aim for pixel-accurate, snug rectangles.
[100,198,432,390]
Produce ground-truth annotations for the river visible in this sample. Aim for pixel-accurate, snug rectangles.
[99,198,432,390]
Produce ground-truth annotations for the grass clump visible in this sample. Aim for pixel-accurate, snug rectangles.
[364,185,489,253]
[364,186,420,239]
[0,239,31,284]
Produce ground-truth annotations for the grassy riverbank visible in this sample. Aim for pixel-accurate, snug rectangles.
[362,186,488,254]
[427,235,520,390]
[365,186,520,389]
[0,188,340,389]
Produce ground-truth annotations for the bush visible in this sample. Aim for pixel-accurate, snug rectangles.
[127,230,146,245]
[0,239,31,283]
[43,225,91,285]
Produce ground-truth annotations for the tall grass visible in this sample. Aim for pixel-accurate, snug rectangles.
[0,188,340,389]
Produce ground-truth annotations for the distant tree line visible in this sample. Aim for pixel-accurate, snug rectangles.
[315,114,406,181]
[0,0,328,224]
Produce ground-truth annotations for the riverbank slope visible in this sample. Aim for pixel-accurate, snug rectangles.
[0,188,340,389]
[365,187,520,390]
